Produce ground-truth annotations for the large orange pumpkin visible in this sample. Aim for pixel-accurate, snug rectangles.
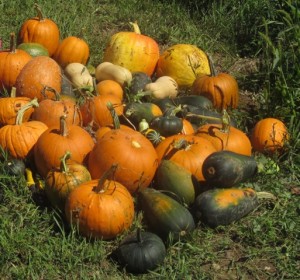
[0,33,32,93]
[65,167,135,240]
[0,98,48,159]
[34,114,95,178]
[17,4,60,56]
[103,21,160,76]
[155,134,217,181]
[156,44,211,88]
[53,36,90,68]
[250,117,289,154]
[15,56,62,101]
[88,129,158,193]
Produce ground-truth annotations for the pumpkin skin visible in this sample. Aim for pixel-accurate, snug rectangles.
[33,115,95,178]
[15,56,62,101]
[103,22,159,76]
[137,188,195,241]
[96,79,124,101]
[202,150,258,188]
[191,72,239,110]
[53,36,90,68]
[156,44,211,88]
[65,177,135,240]
[112,229,166,274]
[45,151,92,211]
[150,115,183,137]
[88,129,158,194]
[195,123,252,156]
[17,4,60,56]
[250,118,289,154]
[0,33,32,93]
[193,188,266,227]
[155,134,217,181]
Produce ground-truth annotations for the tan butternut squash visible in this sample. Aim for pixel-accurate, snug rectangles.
[144,76,178,99]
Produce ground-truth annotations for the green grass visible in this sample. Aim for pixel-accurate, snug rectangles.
[1,0,300,279]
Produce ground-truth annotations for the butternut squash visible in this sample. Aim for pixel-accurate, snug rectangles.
[144,76,178,99]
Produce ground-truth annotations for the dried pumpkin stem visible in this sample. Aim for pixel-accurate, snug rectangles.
[129,21,141,34]
[256,191,276,200]
[94,164,118,193]
[60,151,72,173]
[10,87,17,98]
[9,32,16,53]
[136,227,143,243]
[34,3,44,21]
[42,86,60,100]
[59,114,69,137]
[207,54,217,77]
[16,98,39,125]
[106,101,120,129]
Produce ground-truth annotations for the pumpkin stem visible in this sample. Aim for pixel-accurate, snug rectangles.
[94,164,118,193]
[207,54,217,77]
[42,86,60,100]
[9,32,16,53]
[59,114,69,137]
[10,87,17,98]
[60,151,72,173]
[34,3,44,21]
[136,227,143,243]
[107,102,120,129]
[256,191,276,200]
[15,98,39,125]
[220,109,231,133]
[129,21,141,34]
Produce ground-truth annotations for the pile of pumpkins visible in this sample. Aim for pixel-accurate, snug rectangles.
[0,4,289,274]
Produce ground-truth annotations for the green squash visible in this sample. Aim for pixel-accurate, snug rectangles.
[155,159,195,205]
[129,71,152,95]
[193,187,275,227]
[202,150,258,188]
[17,42,49,57]
[138,188,195,242]
[150,115,183,137]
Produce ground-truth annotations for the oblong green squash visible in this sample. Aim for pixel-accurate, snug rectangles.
[17,42,49,57]
[193,188,275,227]
[202,150,258,188]
[155,159,195,206]
[138,188,195,241]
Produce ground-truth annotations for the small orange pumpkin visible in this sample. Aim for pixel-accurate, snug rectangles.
[65,165,135,240]
[96,79,124,101]
[250,117,289,154]
[103,21,160,76]
[53,36,90,68]
[17,3,60,56]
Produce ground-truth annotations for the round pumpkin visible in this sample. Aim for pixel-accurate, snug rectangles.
[53,36,90,68]
[17,3,60,56]
[195,123,252,156]
[156,44,211,88]
[96,79,124,101]
[103,21,159,76]
[250,117,289,154]
[0,33,32,93]
[15,56,62,101]
[65,171,135,240]
[17,42,49,57]
[155,134,217,181]
[88,129,158,193]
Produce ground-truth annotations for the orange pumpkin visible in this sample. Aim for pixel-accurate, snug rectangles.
[195,123,252,156]
[0,98,48,159]
[45,151,91,211]
[17,3,60,56]
[65,168,135,240]
[155,134,217,181]
[53,36,90,68]
[250,117,289,154]
[96,79,124,101]
[191,57,239,110]
[33,114,95,178]
[0,33,32,93]
[156,44,211,88]
[88,129,158,193]
[103,21,160,76]
[15,56,62,101]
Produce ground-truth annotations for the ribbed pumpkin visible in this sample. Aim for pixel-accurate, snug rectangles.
[15,56,62,101]
[53,36,90,68]
[31,89,82,127]
[103,21,159,76]
[155,134,217,181]
[195,123,252,156]
[0,33,32,93]
[17,3,60,56]
[88,129,158,194]
[250,118,289,154]
[65,166,135,240]
[0,99,48,159]
[45,151,91,211]
[34,114,95,178]
[156,44,211,88]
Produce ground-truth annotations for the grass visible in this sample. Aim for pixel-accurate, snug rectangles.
[1,0,300,279]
